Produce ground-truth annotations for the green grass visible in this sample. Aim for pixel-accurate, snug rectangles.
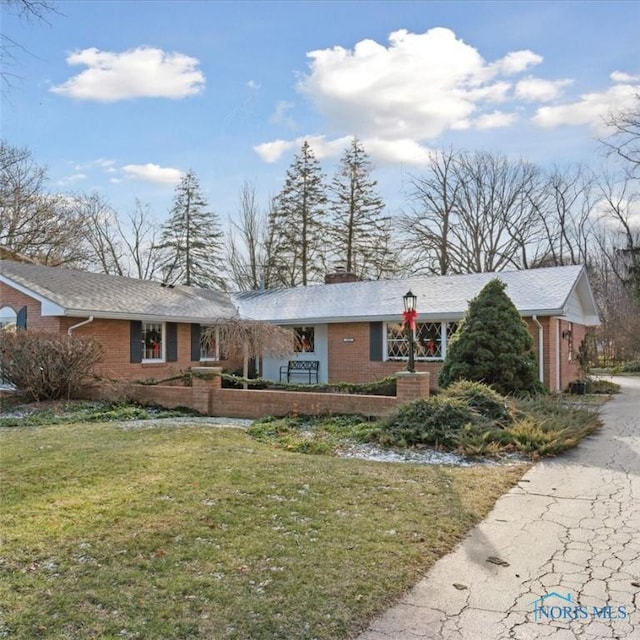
[0,419,528,640]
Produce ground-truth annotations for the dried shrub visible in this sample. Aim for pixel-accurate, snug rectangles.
[0,330,103,401]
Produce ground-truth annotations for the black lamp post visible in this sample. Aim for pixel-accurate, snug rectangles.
[403,290,417,373]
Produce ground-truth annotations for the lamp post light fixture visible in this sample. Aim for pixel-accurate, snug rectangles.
[403,290,418,373]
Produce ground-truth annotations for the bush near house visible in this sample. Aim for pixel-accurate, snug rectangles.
[0,330,103,401]
[250,381,603,458]
[370,382,601,457]
[438,279,543,396]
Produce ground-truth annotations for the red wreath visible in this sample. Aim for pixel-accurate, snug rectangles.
[402,309,417,331]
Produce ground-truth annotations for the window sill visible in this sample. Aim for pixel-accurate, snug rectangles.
[142,360,166,365]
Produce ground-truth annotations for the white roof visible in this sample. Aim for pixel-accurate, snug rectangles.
[234,265,600,326]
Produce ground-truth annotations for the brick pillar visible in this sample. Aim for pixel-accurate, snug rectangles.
[191,367,222,415]
[395,371,430,404]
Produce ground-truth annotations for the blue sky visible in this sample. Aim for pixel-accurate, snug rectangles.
[2,0,639,224]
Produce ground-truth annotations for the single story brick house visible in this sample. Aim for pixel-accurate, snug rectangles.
[235,265,600,392]
[1,260,599,391]
[0,260,238,381]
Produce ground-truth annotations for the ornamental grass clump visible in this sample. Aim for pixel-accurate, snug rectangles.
[442,380,515,427]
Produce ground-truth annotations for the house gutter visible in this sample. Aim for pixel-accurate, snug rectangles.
[67,316,94,336]
[532,315,544,384]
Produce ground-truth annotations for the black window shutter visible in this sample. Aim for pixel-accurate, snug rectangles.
[190,324,201,362]
[166,322,178,362]
[130,321,142,363]
[16,306,27,330]
[369,322,383,361]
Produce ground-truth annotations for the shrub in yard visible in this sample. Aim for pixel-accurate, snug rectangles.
[376,396,485,449]
[0,330,103,401]
[442,380,514,426]
[585,379,621,394]
[622,360,640,373]
[438,279,543,396]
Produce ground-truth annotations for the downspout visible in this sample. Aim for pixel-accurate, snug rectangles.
[68,316,94,336]
[532,315,544,385]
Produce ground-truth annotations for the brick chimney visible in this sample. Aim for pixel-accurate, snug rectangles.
[324,268,359,285]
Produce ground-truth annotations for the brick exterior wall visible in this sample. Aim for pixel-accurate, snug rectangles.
[0,282,61,332]
[525,317,584,392]
[0,283,227,381]
[327,322,442,387]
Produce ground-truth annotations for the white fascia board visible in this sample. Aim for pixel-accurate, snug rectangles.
[0,275,66,316]
[64,309,237,324]
[249,313,468,325]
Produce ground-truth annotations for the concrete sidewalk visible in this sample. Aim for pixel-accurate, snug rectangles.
[356,377,640,640]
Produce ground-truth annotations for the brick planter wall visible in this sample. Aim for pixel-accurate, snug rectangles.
[85,368,430,419]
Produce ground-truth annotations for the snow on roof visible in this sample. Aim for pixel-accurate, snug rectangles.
[234,265,597,324]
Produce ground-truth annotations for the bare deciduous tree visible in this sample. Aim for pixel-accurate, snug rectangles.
[603,94,640,179]
[0,141,89,265]
[227,181,270,291]
[526,166,595,268]
[403,150,542,275]
[1,0,59,89]
[203,319,296,385]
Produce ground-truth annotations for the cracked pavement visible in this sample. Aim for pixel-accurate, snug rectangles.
[356,377,640,640]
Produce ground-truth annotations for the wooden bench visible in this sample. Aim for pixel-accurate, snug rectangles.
[279,360,320,384]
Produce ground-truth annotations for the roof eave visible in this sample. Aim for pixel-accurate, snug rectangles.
[63,309,238,324]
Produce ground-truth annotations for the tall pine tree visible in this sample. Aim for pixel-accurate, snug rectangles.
[328,138,397,279]
[158,170,226,289]
[268,141,328,287]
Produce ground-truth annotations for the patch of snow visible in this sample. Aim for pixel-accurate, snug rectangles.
[337,443,524,467]
[116,416,253,430]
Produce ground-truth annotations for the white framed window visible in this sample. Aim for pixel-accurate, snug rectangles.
[385,321,459,362]
[142,322,165,362]
[200,326,220,361]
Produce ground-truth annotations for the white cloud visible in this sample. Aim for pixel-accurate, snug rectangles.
[254,135,352,163]
[51,47,205,101]
[515,77,572,102]
[300,134,353,160]
[246,79,261,90]
[253,140,296,163]
[533,83,640,133]
[359,137,431,165]
[122,163,184,185]
[610,70,640,83]
[57,173,87,186]
[297,27,515,141]
[269,100,296,127]
[474,111,518,129]
[493,50,543,75]
[257,28,559,165]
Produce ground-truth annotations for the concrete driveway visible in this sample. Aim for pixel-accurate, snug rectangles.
[356,377,640,640]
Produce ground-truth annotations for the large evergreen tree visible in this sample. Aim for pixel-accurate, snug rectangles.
[438,279,541,395]
[328,138,397,279]
[158,170,226,289]
[268,141,327,287]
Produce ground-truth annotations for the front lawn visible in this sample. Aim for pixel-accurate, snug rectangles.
[0,419,528,640]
